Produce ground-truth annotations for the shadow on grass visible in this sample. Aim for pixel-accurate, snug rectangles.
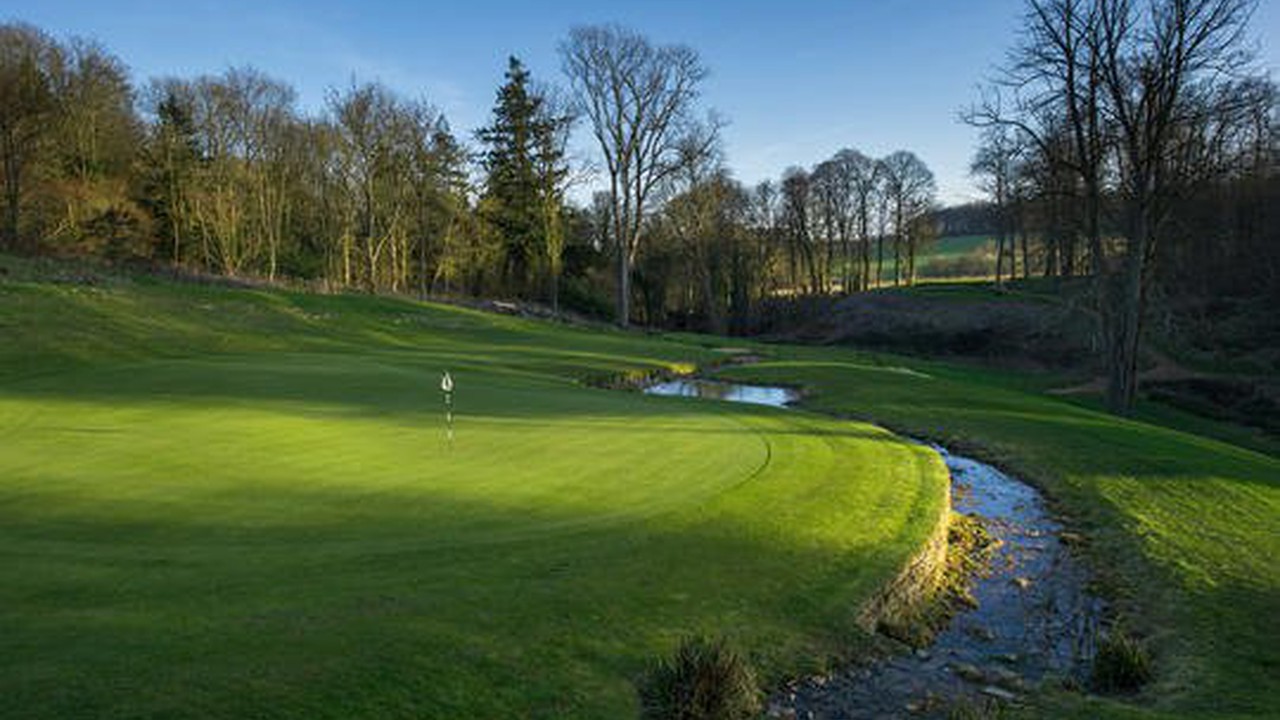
[0,462,931,719]
[726,359,1280,716]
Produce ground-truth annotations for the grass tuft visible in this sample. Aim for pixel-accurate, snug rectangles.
[947,696,1007,719]
[1091,628,1153,693]
[637,635,762,720]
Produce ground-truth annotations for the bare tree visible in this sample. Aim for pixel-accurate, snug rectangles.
[879,150,936,286]
[530,83,577,315]
[810,157,851,294]
[973,0,1264,413]
[560,24,711,327]
[836,149,880,291]
[1094,0,1258,411]
[747,180,783,297]
[780,166,816,294]
[0,23,59,251]
[43,37,144,256]
[971,125,1025,285]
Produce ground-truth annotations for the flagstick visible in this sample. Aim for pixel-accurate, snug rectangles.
[441,371,455,446]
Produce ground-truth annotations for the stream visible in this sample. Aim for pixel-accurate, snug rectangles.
[644,379,1103,718]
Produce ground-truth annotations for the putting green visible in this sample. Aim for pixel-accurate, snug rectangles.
[0,276,947,718]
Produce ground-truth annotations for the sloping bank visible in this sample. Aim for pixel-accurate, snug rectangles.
[713,352,1280,718]
[646,378,1103,718]
[642,377,956,646]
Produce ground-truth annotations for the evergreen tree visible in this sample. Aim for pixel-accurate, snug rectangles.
[140,84,199,265]
[478,56,544,298]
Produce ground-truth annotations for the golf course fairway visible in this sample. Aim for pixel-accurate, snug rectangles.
[0,274,947,718]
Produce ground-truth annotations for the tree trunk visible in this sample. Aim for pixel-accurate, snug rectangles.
[995,231,1005,286]
[2,131,21,251]
[876,235,884,289]
[1105,201,1151,415]
[1019,216,1030,280]
[616,229,631,328]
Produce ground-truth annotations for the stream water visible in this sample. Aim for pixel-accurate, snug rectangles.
[644,379,1103,718]
[643,378,801,407]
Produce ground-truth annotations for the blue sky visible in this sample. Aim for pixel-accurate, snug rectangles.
[9,0,1277,205]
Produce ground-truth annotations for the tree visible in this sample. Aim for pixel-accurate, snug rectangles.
[810,157,849,294]
[660,127,737,333]
[0,23,58,251]
[879,150,936,286]
[972,0,1267,413]
[970,125,1025,285]
[835,149,880,291]
[180,68,297,277]
[780,167,816,294]
[560,24,712,327]
[747,180,783,299]
[43,37,144,258]
[1094,0,1259,412]
[141,80,200,266]
[531,85,576,314]
[477,57,544,297]
[477,57,575,306]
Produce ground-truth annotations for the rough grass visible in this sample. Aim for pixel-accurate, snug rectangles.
[0,265,948,718]
[637,635,762,720]
[719,350,1280,718]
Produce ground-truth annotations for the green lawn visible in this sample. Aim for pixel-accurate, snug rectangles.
[4,261,1275,718]
[717,350,1279,718]
[0,271,947,718]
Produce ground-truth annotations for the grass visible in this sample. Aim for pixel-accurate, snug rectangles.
[718,349,1280,718]
[900,234,995,281]
[925,234,995,258]
[0,263,949,718]
[4,256,1275,718]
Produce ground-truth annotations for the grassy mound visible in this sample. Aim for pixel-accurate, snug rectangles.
[0,267,947,718]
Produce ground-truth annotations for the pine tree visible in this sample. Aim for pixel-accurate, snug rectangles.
[477,56,544,298]
[141,87,199,266]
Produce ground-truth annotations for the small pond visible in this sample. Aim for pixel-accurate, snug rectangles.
[644,378,800,407]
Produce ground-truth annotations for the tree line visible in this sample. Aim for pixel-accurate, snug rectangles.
[4,6,1272,415]
[0,21,939,329]
[0,23,482,296]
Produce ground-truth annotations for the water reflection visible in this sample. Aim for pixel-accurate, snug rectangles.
[643,379,799,408]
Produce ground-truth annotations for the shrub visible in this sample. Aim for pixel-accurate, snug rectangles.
[947,696,1006,719]
[1091,628,1153,693]
[637,635,762,720]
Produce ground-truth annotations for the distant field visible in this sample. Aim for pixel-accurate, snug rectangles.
[924,234,994,258]
[863,234,996,286]
[0,262,945,719]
